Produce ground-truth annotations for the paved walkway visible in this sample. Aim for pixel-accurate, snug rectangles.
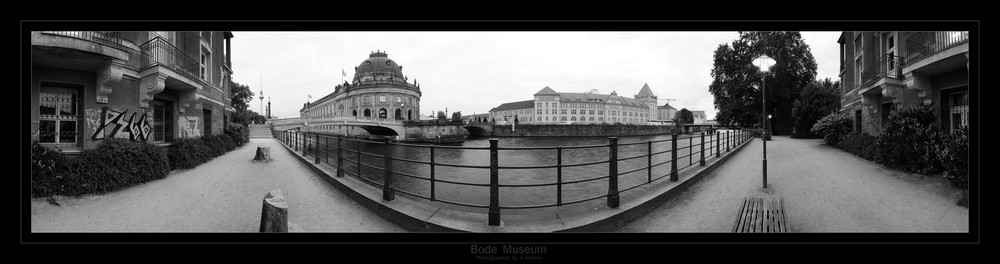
[30,138,405,232]
[617,136,969,232]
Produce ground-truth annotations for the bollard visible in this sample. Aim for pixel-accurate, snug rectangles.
[700,132,706,166]
[607,137,620,208]
[383,138,395,201]
[670,134,678,182]
[336,135,344,177]
[259,189,288,233]
[488,138,500,226]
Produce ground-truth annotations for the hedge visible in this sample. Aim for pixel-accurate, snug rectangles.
[30,141,68,197]
[32,131,245,197]
[224,123,250,146]
[822,104,969,193]
[59,139,170,196]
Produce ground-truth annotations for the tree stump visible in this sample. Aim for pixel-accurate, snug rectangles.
[259,189,288,233]
[253,146,271,162]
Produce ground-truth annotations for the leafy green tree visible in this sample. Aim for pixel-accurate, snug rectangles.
[437,111,447,120]
[230,80,255,126]
[792,78,841,138]
[674,108,694,124]
[451,111,462,121]
[709,31,818,134]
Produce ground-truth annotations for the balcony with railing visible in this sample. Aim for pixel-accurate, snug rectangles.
[139,36,201,83]
[40,31,137,49]
[861,53,905,89]
[905,31,969,64]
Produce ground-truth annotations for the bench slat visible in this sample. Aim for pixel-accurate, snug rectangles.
[733,196,789,233]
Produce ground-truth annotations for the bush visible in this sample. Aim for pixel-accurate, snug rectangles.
[217,133,237,151]
[933,127,969,188]
[167,138,213,170]
[60,139,170,196]
[200,134,228,157]
[839,131,878,160]
[225,123,250,146]
[30,141,68,197]
[811,112,852,147]
[875,104,939,174]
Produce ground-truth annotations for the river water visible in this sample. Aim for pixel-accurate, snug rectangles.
[299,130,740,213]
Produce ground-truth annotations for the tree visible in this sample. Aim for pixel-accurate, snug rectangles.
[451,111,462,121]
[792,78,841,138]
[674,108,694,124]
[708,31,818,134]
[230,80,255,126]
[437,111,447,120]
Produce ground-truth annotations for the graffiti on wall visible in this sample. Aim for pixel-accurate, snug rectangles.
[179,116,201,138]
[90,108,152,141]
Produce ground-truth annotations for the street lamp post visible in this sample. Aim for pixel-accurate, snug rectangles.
[755,55,775,189]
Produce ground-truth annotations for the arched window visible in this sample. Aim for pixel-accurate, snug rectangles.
[364,109,371,117]
[378,108,387,119]
[561,116,567,121]
[407,110,412,120]
[352,110,358,116]
[589,117,594,122]
[394,108,402,120]
[571,117,576,121]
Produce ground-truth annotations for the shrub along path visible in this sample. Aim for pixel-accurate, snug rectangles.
[617,136,969,232]
[30,138,405,232]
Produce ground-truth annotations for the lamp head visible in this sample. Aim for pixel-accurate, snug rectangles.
[755,55,776,73]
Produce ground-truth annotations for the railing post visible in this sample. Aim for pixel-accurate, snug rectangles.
[726,130,733,152]
[324,136,329,164]
[383,138,395,201]
[488,138,501,226]
[689,136,693,166]
[294,132,299,151]
[700,132,706,166]
[314,133,321,164]
[557,146,563,206]
[647,141,652,184]
[430,146,436,201]
[608,137,620,208]
[671,134,678,182]
[715,130,720,158]
[336,135,344,177]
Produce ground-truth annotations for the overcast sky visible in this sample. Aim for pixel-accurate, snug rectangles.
[231,31,841,120]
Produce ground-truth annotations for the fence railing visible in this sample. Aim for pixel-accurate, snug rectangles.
[40,31,137,49]
[861,53,905,88]
[277,128,753,226]
[139,36,201,81]
[905,31,969,64]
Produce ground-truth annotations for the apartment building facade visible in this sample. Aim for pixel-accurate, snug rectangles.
[30,31,234,152]
[838,31,969,135]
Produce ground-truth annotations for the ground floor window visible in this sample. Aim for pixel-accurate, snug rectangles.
[38,84,81,150]
[942,87,968,133]
[854,110,863,132]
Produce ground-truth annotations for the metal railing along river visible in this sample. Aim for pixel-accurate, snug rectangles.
[278,129,752,226]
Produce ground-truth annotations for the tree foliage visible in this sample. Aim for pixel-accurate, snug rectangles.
[230,80,257,126]
[437,111,447,120]
[451,111,462,121]
[793,78,841,138]
[709,31,818,134]
[674,108,694,124]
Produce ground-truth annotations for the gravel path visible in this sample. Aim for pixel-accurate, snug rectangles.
[617,136,969,232]
[30,138,405,232]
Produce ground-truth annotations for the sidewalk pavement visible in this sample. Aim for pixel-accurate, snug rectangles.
[30,138,405,232]
[617,136,969,232]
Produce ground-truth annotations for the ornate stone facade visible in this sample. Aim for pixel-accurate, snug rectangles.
[301,51,421,121]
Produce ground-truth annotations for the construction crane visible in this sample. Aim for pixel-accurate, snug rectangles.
[657,98,676,105]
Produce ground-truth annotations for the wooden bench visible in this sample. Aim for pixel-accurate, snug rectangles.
[732,197,789,233]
